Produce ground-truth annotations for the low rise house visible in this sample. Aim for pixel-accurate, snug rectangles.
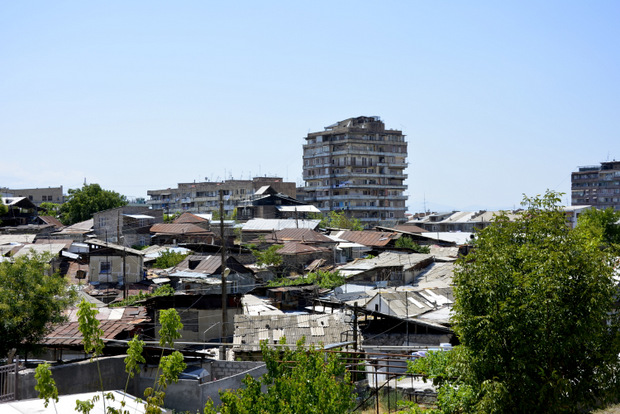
[170,255,256,295]
[86,239,146,286]
[236,185,321,220]
[0,197,39,227]
[336,251,434,286]
[150,223,216,245]
[93,206,164,247]
[232,312,358,360]
[240,218,320,243]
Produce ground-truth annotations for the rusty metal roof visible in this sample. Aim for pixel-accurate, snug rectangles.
[276,241,330,255]
[43,306,149,347]
[260,228,334,244]
[150,223,213,235]
[332,230,399,247]
[173,212,210,224]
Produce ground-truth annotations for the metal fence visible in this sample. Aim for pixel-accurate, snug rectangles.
[0,363,17,402]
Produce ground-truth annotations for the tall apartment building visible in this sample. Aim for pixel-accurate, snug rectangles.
[571,161,620,210]
[302,116,408,224]
[147,177,296,215]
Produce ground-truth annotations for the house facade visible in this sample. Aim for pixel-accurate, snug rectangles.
[302,116,408,225]
[93,206,163,247]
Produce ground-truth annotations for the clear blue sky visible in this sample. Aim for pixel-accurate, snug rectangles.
[2,1,619,213]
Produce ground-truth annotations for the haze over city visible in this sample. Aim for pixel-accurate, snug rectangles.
[2,1,619,212]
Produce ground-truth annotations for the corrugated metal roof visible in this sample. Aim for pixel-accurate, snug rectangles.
[38,215,64,228]
[412,262,454,289]
[263,228,334,244]
[55,218,93,234]
[150,223,213,235]
[333,230,399,247]
[0,234,37,245]
[43,306,148,346]
[173,212,209,224]
[276,242,330,255]
[276,205,321,213]
[232,312,354,352]
[242,219,320,231]
[13,243,67,257]
[415,232,473,245]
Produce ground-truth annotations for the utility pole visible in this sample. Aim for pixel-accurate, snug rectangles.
[219,190,228,345]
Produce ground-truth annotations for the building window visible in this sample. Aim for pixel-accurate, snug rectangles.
[100,261,111,274]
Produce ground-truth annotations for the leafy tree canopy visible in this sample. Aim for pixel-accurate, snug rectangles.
[451,191,620,413]
[268,269,345,289]
[153,250,190,269]
[576,206,620,251]
[39,202,61,217]
[395,236,431,253]
[205,337,356,414]
[318,210,364,230]
[0,252,76,358]
[60,183,127,225]
[251,244,283,268]
[0,197,8,219]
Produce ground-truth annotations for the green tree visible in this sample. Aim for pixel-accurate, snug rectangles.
[251,244,283,268]
[0,252,75,358]
[39,202,61,217]
[576,206,620,251]
[205,337,356,414]
[452,191,620,413]
[60,183,127,225]
[153,250,190,269]
[395,236,431,253]
[319,210,364,230]
[268,269,345,289]
[0,197,8,221]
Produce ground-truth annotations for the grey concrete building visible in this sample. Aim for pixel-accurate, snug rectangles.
[571,161,620,210]
[302,116,408,225]
[0,186,64,206]
[147,177,296,215]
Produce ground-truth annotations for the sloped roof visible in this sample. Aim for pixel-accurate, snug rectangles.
[55,218,94,234]
[242,219,320,232]
[366,288,453,319]
[276,241,330,255]
[391,224,428,233]
[173,212,210,224]
[233,312,354,352]
[13,243,67,257]
[415,232,474,245]
[150,223,213,235]
[38,216,64,228]
[332,230,399,247]
[275,205,321,213]
[412,262,454,289]
[86,239,145,255]
[2,197,37,208]
[259,228,334,244]
[175,255,251,275]
[0,234,37,245]
[43,306,148,346]
[336,251,433,277]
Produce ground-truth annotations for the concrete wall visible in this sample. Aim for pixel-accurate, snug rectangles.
[139,361,267,412]
[18,356,267,413]
[18,356,132,400]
